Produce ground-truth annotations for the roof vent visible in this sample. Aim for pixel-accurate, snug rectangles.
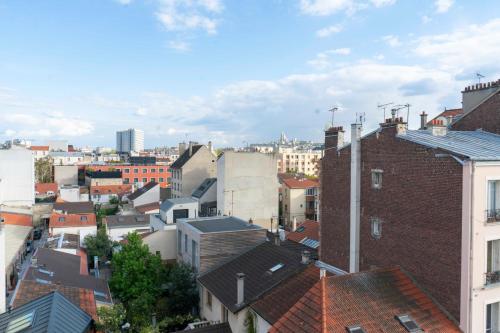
[396,314,422,332]
[346,325,366,333]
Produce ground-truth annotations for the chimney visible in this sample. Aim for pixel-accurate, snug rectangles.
[324,127,345,152]
[349,122,362,273]
[301,250,311,264]
[320,268,326,278]
[419,111,428,130]
[291,217,297,232]
[236,273,245,306]
[0,223,5,313]
[208,141,213,153]
[178,142,186,155]
[428,119,448,136]
[189,142,193,156]
[274,232,281,246]
[462,79,500,114]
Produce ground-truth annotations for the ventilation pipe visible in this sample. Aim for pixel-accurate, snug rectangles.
[236,273,245,306]
[420,111,428,130]
[350,122,362,273]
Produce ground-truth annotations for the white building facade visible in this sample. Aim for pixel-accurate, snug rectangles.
[116,129,144,153]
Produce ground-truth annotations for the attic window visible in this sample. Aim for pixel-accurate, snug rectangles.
[346,325,366,333]
[371,169,383,189]
[80,216,88,222]
[396,314,422,332]
[6,310,36,333]
[269,263,285,273]
[58,217,65,222]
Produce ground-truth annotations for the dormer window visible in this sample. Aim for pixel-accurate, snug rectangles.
[346,325,366,333]
[371,169,383,189]
[58,217,65,222]
[80,216,88,222]
[396,314,421,332]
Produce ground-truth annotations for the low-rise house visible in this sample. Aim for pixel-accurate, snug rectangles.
[50,151,87,165]
[281,177,319,226]
[35,183,58,201]
[197,241,313,333]
[270,267,460,332]
[53,201,94,215]
[0,291,93,332]
[85,170,122,187]
[154,197,198,228]
[177,216,267,274]
[30,145,50,160]
[104,214,151,241]
[90,184,132,204]
[192,178,217,217]
[49,213,97,245]
[286,219,319,250]
[59,185,90,202]
[134,202,160,215]
[127,181,160,207]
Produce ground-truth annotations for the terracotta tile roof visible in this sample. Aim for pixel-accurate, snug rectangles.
[30,145,49,151]
[428,108,464,124]
[251,265,320,325]
[282,178,319,189]
[135,202,160,213]
[287,220,319,244]
[270,267,461,333]
[35,183,58,195]
[13,280,97,320]
[49,213,96,228]
[1,212,33,227]
[90,184,132,195]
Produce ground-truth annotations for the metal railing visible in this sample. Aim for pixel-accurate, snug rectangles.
[487,209,500,223]
[485,271,500,285]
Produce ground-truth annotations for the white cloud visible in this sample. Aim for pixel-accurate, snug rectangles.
[299,0,357,16]
[421,15,432,24]
[329,48,351,55]
[168,40,191,52]
[382,35,401,47]
[316,24,343,38]
[135,107,148,116]
[435,0,454,13]
[374,53,385,60]
[115,0,133,5]
[370,0,396,7]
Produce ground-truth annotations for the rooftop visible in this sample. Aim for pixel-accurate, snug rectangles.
[282,178,319,189]
[49,213,96,228]
[397,129,500,161]
[35,183,58,195]
[85,170,122,178]
[135,202,160,214]
[198,241,309,313]
[127,181,158,201]
[104,214,150,228]
[170,144,203,169]
[90,184,132,195]
[53,201,94,214]
[0,292,92,333]
[45,233,80,250]
[160,197,198,212]
[5,225,33,267]
[184,216,261,233]
[286,220,319,249]
[191,178,217,199]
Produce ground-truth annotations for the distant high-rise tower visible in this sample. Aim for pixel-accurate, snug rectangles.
[116,129,144,153]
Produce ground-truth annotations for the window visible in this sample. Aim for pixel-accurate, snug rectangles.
[80,216,88,222]
[395,314,421,332]
[487,302,500,333]
[221,305,229,323]
[159,168,164,173]
[177,230,182,254]
[151,168,156,173]
[6,310,36,333]
[206,290,212,309]
[184,234,188,252]
[142,168,147,173]
[486,240,500,285]
[58,217,65,222]
[134,178,139,183]
[123,178,129,184]
[159,177,164,182]
[150,178,156,182]
[192,240,198,270]
[346,326,366,333]
[488,180,500,222]
[142,178,147,183]
[134,168,139,173]
[371,169,383,189]
[124,168,130,173]
[371,218,382,239]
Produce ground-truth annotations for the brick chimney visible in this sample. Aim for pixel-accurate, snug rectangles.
[324,126,345,151]
[462,79,500,114]
[428,119,448,136]
[420,111,428,130]
[380,116,407,135]
[236,273,245,306]
[178,142,186,155]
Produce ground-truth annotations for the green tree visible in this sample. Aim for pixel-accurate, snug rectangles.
[160,263,199,316]
[109,232,164,328]
[84,228,113,263]
[35,157,53,183]
[96,304,126,333]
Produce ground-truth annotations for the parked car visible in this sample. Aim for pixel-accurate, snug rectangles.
[33,229,42,240]
[25,240,33,254]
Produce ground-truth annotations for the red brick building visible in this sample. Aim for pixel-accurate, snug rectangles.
[86,164,170,188]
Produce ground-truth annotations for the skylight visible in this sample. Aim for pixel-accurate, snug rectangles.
[38,268,54,276]
[346,325,366,333]
[6,310,36,333]
[269,263,285,273]
[296,226,305,232]
[35,278,51,285]
[396,314,422,332]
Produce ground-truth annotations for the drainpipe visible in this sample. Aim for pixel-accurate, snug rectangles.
[349,123,362,273]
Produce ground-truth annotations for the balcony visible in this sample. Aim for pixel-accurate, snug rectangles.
[487,209,500,223]
[485,271,500,285]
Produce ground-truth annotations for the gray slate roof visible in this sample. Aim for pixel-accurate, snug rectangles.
[53,202,94,214]
[127,181,158,201]
[176,323,232,333]
[0,291,92,333]
[185,216,261,233]
[105,214,150,228]
[160,197,198,212]
[397,130,500,161]
[191,178,216,199]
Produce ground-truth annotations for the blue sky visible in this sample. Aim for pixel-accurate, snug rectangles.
[1,0,500,148]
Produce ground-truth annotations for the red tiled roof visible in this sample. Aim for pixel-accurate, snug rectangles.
[287,220,319,243]
[282,178,319,189]
[35,183,58,195]
[429,108,464,124]
[1,212,33,227]
[78,249,89,275]
[271,267,461,333]
[251,265,321,325]
[90,184,132,195]
[13,280,97,320]
[49,213,96,228]
[30,145,49,151]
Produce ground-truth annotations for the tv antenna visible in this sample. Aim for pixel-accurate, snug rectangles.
[355,112,366,124]
[476,72,485,84]
[328,106,339,127]
[377,102,393,121]
[391,103,411,126]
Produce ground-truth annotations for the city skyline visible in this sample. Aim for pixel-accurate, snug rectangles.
[1,0,500,148]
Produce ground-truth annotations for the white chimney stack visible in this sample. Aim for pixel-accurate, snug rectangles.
[292,217,297,232]
[301,250,311,264]
[350,122,362,273]
[236,273,245,306]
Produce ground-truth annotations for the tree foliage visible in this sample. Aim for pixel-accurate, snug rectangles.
[96,304,126,333]
[84,227,113,263]
[35,157,53,183]
[160,263,199,316]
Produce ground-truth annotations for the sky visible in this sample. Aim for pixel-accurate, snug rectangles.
[1,0,500,148]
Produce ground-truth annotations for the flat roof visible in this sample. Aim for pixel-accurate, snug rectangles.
[5,225,33,267]
[184,216,262,233]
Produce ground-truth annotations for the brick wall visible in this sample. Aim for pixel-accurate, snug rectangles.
[451,91,500,134]
[320,124,463,320]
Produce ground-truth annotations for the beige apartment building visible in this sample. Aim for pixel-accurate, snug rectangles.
[277,147,322,176]
[281,177,319,228]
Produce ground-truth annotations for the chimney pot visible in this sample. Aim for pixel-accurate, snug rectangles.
[301,250,311,264]
[236,273,245,306]
[420,111,428,130]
